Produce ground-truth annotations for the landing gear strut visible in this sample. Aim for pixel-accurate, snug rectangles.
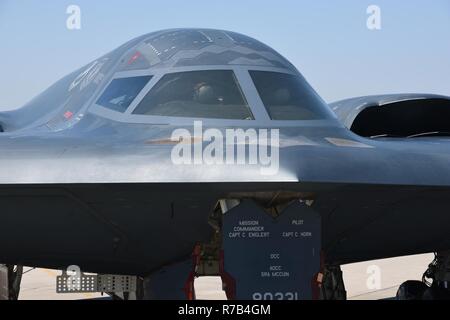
[316,265,347,300]
[0,265,23,300]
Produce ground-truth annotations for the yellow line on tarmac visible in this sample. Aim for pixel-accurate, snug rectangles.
[42,269,58,277]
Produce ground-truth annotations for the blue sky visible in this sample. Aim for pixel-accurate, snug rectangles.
[0,0,449,109]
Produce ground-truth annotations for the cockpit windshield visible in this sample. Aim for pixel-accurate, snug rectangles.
[96,76,152,113]
[132,70,254,120]
[250,71,331,120]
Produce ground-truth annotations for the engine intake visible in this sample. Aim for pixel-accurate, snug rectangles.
[331,94,450,138]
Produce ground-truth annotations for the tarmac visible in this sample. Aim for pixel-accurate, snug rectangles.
[18,253,434,300]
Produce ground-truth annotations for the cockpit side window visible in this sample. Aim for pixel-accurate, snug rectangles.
[132,70,254,120]
[96,76,152,113]
[250,71,330,120]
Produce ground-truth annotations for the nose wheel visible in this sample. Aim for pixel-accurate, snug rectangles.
[396,251,450,300]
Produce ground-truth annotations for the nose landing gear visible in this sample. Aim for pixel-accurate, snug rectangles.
[183,199,323,300]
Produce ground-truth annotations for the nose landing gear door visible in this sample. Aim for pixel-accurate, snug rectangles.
[221,200,321,300]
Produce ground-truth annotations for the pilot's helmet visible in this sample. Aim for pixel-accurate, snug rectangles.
[194,82,216,104]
